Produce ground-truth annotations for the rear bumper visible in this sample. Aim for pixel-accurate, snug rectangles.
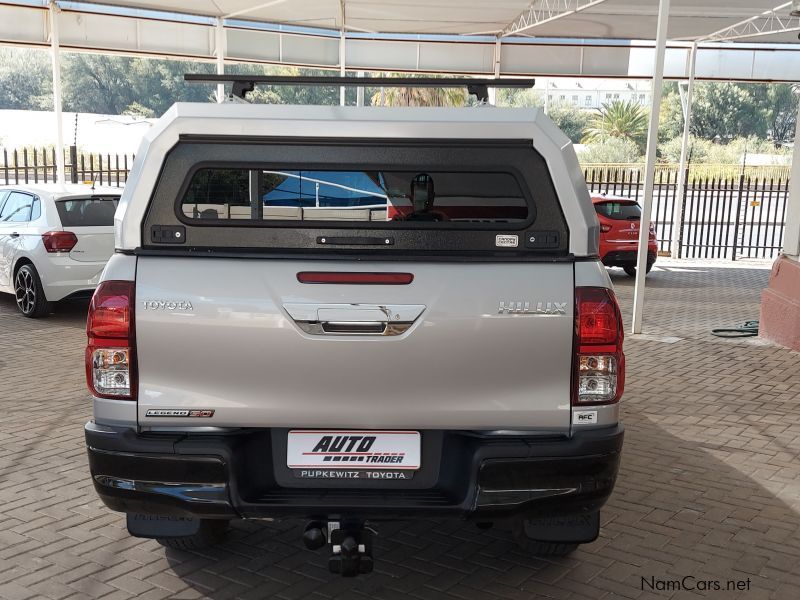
[601,250,657,268]
[38,257,105,301]
[85,423,623,521]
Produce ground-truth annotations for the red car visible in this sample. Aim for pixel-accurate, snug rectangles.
[592,194,658,276]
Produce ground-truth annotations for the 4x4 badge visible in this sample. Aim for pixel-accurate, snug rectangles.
[498,301,567,315]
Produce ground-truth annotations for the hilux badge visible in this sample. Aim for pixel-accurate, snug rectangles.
[498,301,567,315]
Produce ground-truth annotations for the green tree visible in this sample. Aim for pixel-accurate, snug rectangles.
[369,74,466,107]
[245,66,340,106]
[546,102,590,144]
[660,82,768,143]
[759,84,798,146]
[0,48,52,110]
[496,87,543,108]
[583,99,649,151]
[578,137,642,164]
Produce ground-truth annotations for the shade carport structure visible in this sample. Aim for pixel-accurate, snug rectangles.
[2,0,799,334]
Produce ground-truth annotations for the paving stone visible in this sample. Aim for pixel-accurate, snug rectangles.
[1,260,798,599]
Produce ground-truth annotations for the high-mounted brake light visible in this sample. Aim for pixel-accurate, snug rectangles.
[574,287,625,405]
[42,231,78,253]
[297,272,414,285]
[86,281,136,400]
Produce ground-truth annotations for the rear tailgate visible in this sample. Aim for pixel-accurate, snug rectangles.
[55,195,118,261]
[136,258,574,430]
[68,226,115,262]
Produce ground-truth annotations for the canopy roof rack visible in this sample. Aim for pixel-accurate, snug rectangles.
[184,74,535,103]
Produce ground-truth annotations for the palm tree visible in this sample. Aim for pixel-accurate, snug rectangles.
[370,74,467,107]
[582,99,649,151]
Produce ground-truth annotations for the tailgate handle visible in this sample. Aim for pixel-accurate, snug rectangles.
[283,303,425,337]
[320,321,387,334]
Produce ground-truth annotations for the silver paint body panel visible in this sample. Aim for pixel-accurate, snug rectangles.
[135,258,576,430]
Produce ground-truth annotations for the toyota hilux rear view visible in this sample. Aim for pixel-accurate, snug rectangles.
[84,77,624,576]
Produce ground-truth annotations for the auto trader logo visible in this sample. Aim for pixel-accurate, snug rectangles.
[309,435,406,465]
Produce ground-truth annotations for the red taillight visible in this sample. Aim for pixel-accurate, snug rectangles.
[600,224,612,233]
[574,287,625,405]
[86,281,136,400]
[42,231,78,253]
[577,287,620,346]
[297,272,414,285]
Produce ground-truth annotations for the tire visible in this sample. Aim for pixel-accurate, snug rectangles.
[14,263,52,318]
[624,263,653,277]
[156,519,230,550]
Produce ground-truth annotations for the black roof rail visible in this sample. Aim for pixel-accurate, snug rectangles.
[184,74,535,102]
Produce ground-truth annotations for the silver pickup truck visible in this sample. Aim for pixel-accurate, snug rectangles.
[84,93,624,575]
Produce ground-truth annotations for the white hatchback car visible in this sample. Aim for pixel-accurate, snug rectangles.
[0,184,120,317]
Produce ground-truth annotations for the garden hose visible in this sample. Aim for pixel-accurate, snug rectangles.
[711,320,759,338]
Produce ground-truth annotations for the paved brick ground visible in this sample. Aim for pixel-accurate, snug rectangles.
[1,259,799,600]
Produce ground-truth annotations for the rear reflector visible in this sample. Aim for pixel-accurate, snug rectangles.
[42,231,78,253]
[86,280,136,400]
[297,272,414,285]
[574,287,625,405]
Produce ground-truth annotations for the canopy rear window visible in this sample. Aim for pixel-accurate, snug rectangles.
[144,138,569,257]
[181,168,529,225]
[56,196,119,226]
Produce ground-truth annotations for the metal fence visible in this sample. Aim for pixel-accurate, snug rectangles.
[584,165,791,260]
[0,145,132,187]
[0,148,790,260]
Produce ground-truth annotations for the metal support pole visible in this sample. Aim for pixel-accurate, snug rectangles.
[631,0,671,334]
[339,1,346,106]
[544,78,550,115]
[215,18,225,102]
[488,37,501,106]
[49,0,65,184]
[671,41,698,259]
[781,94,800,261]
[356,71,364,106]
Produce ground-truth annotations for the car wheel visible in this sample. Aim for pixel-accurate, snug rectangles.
[156,519,230,550]
[623,266,636,277]
[14,264,51,318]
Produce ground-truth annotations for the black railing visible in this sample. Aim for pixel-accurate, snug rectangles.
[0,147,789,260]
[585,166,790,260]
[1,145,132,188]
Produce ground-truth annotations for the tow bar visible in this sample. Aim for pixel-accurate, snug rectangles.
[303,520,374,576]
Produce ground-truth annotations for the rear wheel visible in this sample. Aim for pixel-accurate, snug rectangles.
[156,519,230,550]
[623,262,653,277]
[14,264,51,318]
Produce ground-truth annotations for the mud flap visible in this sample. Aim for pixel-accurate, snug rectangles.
[522,511,600,543]
[127,514,201,539]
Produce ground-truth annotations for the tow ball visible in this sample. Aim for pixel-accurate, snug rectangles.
[303,520,374,576]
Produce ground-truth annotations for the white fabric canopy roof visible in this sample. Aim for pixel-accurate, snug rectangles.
[77,0,798,43]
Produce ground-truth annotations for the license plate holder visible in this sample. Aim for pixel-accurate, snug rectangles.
[287,430,421,476]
